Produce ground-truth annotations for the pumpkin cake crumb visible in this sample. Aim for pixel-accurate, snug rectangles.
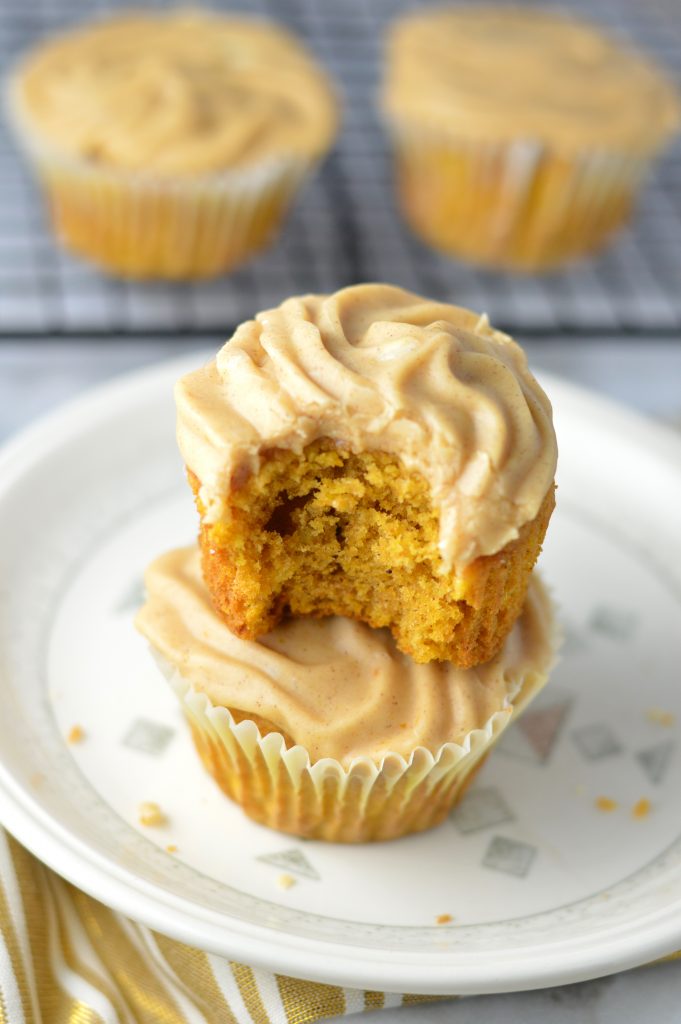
[138,801,166,827]
[646,708,676,727]
[632,798,652,819]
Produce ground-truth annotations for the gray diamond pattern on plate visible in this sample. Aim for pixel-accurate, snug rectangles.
[257,849,320,880]
[482,836,536,878]
[122,718,175,756]
[451,787,514,834]
[588,605,638,640]
[636,741,675,784]
[115,578,146,615]
[496,694,573,763]
[572,723,623,760]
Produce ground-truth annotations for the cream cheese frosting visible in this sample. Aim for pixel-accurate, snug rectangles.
[12,12,337,175]
[383,7,680,155]
[136,546,556,765]
[175,284,557,570]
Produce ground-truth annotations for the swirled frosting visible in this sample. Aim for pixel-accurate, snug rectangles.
[383,7,680,155]
[175,284,557,570]
[12,12,337,175]
[136,546,556,764]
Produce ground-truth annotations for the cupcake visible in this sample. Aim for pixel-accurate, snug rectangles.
[382,7,680,271]
[6,11,337,279]
[175,284,557,667]
[135,546,557,842]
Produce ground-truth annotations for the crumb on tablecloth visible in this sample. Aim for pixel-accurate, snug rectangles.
[277,874,296,890]
[435,914,453,925]
[595,796,618,813]
[632,798,652,819]
[67,724,85,744]
[138,801,166,827]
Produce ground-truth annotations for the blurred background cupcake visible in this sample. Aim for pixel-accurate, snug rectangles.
[382,6,680,272]
[6,10,338,279]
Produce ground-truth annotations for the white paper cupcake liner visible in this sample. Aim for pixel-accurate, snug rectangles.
[387,121,649,270]
[150,608,558,843]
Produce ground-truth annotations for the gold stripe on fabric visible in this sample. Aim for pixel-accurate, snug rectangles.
[4,839,107,1024]
[154,932,239,1024]
[6,840,66,1024]
[232,963,271,1024]
[40,874,109,1024]
[276,974,346,1024]
[50,878,128,1024]
[0,847,33,1023]
[69,889,184,1024]
[0,985,8,1024]
[363,992,384,1011]
[648,951,681,966]
[58,1002,106,1024]
[402,994,452,1005]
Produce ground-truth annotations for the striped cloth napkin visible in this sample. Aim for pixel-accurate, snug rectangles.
[0,828,445,1024]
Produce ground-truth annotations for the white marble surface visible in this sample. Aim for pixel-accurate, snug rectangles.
[1,335,680,1021]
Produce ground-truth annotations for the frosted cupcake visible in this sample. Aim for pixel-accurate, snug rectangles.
[136,546,557,842]
[382,7,680,271]
[6,11,337,279]
[175,284,557,667]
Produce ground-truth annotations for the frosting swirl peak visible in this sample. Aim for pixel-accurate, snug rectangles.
[176,284,557,569]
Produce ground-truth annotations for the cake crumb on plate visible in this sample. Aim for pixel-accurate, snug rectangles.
[435,914,453,925]
[277,874,296,890]
[646,707,675,727]
[632,798,652,819]
[595,796,618,813]
[138,801,165,827]
[166,844,178,853]
[67,724,85,744]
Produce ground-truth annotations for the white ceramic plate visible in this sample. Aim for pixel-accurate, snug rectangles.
[1,355,681,996]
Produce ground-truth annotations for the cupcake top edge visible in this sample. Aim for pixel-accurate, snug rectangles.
[10,11,338,175]
[175,283,558,571]
[382,6,681,155]
[135,545,556,766]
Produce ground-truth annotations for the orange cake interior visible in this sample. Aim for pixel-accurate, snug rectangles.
[191,441,554,666]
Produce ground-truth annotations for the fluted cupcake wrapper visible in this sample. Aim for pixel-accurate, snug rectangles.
[387,122,649,271]
[5,78,313,280]
[153,641,555,843]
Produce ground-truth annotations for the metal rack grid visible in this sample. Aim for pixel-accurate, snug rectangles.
[1,0,680,337]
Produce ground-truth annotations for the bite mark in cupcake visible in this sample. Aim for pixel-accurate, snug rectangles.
[175,284,557,666]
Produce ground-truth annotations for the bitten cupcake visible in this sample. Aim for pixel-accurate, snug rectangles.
[175,284,557,667]
[382,7,680,271]
[136,546,557,842]
[6,11,337,279]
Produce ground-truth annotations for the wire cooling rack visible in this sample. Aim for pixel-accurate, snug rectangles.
[0,0,680,336]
